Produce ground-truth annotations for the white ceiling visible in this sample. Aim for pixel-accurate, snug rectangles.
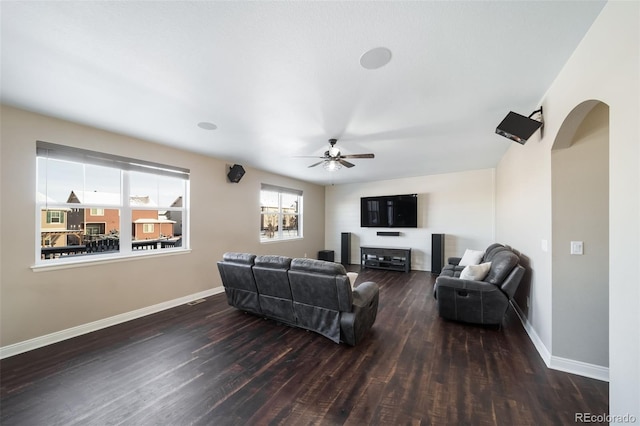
[1,1,606,186]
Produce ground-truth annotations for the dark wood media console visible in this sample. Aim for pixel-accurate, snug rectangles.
[360,246,411,273]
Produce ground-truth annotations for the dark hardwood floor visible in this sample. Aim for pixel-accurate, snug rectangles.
[0,269,608,425]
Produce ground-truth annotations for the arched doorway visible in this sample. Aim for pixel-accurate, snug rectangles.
[551,100,609,373]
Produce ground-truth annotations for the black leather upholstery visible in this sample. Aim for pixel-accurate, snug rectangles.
[288,258,353,343]
[216,253,261,315]
[253,255,295,324]
[217,253,379,345]
[433,244,525,325]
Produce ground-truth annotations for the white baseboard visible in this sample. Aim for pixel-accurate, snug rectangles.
[511,301,552,366]
[0,287,225,360]
[550,355,610,382]
[511,301,609,382]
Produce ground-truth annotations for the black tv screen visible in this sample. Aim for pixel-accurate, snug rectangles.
[361,194,418,228]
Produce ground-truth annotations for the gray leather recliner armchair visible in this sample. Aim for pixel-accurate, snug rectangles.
[433,244,525,325]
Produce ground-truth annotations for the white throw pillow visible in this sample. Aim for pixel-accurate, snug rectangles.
[459,262,492,281]
[458,249,485,266]
[347,272,359,289]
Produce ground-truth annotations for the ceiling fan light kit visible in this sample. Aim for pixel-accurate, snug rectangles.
[323,160,341,171]
[303,138,375,172]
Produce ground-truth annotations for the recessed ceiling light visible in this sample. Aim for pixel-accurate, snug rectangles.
[197,122,217,130]
[360,47,392,70]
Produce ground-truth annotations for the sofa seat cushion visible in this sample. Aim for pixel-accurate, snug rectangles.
[440,264,465,278]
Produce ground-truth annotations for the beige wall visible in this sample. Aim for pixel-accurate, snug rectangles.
[552,102,609,367]
[0,105,326,347]
[325,169,496,271]
[496,1,639,417]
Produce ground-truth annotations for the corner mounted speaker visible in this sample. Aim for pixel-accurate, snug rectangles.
[496,108,543,144]
[227,164,245,183]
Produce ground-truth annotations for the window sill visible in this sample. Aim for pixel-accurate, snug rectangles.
[31,248,192,272]
[260,237,303,244]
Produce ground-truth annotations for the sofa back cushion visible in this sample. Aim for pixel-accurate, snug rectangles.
[217,252,261,314]
[253,255,294,324]
[483,244,506,263]
[222,251,255,264]
[483,251,520,285]
[219,252,257,292]
[288,258,352,311]
[288,258,352,343]
[253,255,293,298]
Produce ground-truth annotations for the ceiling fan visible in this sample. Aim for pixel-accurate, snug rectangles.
[302,139,375,171]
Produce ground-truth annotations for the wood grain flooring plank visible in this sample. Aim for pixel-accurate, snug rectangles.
[0,269,608,425]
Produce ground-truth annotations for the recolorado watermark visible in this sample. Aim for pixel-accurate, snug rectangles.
[575,412,637,423]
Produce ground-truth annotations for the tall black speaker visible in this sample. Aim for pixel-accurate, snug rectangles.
[341,232,351,265]
[431,233,445,274]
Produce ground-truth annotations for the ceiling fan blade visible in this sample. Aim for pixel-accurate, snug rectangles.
[308,161,324,168]
[341,153,375,159]
[338,159,356,168]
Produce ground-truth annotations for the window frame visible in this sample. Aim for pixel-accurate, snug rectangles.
[260,184,303,243]
[34,141,190,269]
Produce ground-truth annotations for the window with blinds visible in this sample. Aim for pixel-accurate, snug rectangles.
[260,184,302,242]
[35,141,189,264]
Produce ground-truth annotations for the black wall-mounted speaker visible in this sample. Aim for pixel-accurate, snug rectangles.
[227,164,245,183]
[496,111,543,144]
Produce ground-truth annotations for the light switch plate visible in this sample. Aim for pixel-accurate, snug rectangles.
[570,241,584,255]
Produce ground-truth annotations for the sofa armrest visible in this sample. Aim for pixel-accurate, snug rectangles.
[447,257,462,266]
[353,281,378,306]
[340,281,379,346]
[500,264,525,300]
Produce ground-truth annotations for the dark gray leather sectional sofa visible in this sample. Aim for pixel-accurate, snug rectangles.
[217,252,379,345]
[433,243,525,325]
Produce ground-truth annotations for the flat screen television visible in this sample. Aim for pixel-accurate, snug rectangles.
[360,194,418,228]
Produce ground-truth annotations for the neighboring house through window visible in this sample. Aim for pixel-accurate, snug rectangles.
[46,210,63,223]
[36,141,189,264]
[260,184,302,242]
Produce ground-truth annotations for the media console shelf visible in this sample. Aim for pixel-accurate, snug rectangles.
[360,246,411,273]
